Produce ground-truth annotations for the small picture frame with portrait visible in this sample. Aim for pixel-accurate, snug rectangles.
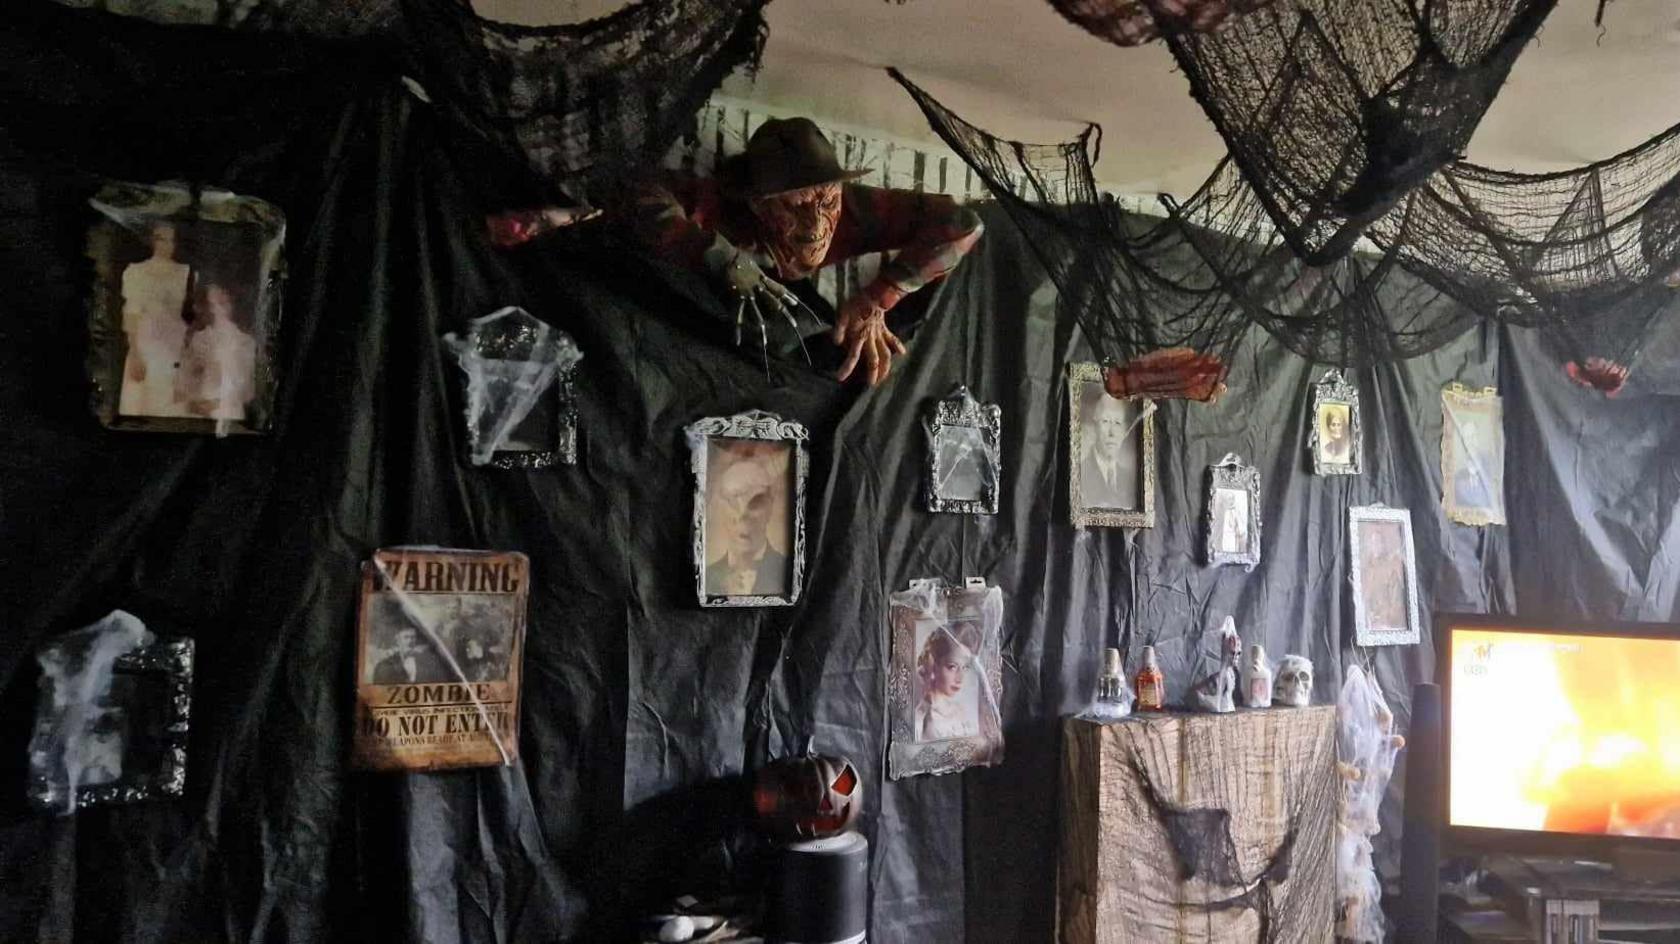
[925,385,1001,515]
[1204,453,1262,570]
[686,410,809,607]
[1309,370,1361,476]
[887,579,1005,780]
[1067,362,1155,528]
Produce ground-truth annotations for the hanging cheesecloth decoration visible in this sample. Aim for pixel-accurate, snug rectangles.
[891,70,1680,387]
[1048,0,1277,47]
[400,0,770,195]
[1052,0,1558,265]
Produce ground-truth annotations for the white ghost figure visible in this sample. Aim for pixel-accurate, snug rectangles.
[1275,654,1314,707]
[1193,617,1242,713]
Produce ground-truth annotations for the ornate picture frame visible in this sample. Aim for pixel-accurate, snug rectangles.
[444,307,584,470]
[1204,453,1262,570]
[1348,504,1422,646]
[1067,362,1155,529]
[1441,383,1506,527]
[685,410,808,608]
[1308,369,1362,476]
[925,385,1001,515]
[887,580,1005,780]
[28,633,194,813]
[85,180,286,436]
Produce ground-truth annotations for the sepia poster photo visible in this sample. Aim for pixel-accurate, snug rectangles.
[352,548,529,772]
[1441,383,1506,526]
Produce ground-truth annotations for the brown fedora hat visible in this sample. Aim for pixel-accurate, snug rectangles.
[729,117,871,198]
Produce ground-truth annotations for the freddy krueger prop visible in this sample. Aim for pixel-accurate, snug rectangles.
[630,118,983,386]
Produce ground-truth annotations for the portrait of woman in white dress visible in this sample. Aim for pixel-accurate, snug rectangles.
[175,281,257,422]
[913,618,984,742]
[118,221,195,418]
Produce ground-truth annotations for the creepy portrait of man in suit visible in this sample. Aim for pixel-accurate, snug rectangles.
[703,438,794,599]
[1078,384,1142,511]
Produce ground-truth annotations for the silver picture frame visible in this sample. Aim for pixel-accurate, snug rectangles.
[887,580,1005,780]
[28,634,194,812]
[1067,362,1155,529]
[926,385,1001,515]
[1348,504,1423,646]
[446,307,583,470]
[1441,383,1506,527]
[686,409,808,608]
[1204,453,1262,570]
[1308,369,1362,476]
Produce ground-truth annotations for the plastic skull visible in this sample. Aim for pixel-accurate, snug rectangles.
[1276,654,1314,707]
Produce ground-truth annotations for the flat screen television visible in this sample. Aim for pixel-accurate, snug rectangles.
[1440,613,1680,857]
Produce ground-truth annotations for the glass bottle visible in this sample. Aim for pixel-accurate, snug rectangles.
[1246,644,1274,708]
[1135,645,1166,712]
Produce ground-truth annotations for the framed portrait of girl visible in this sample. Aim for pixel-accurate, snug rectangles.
[887,579,1004,780]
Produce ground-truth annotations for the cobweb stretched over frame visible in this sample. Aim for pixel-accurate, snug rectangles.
[1049,0,1558,265]
[891,69,1680,377]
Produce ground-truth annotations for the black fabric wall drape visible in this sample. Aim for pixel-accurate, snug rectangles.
[4,5,1679,944]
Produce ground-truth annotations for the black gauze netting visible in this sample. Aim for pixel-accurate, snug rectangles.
[1050,0,1558,265]
[891,68,1476,371]
[400,0,769,193]
[893,70,1680,374]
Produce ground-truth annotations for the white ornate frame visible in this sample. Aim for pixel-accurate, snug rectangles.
[886,581,1005,780]
[1347,504,1423,646]
[1308,369,1362,476]
[28,635,195,812]
[685,410,808,608]
[926,385,1001,515]
[1204,453,1262,570]
[1441,383,1506,527]
[1066,362,1155,529]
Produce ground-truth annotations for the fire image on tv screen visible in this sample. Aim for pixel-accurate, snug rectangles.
[1449,627,1680,840]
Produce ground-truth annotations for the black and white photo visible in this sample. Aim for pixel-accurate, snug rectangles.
[688,411,809,607]
[926,385,1001,514]
[1348,505,1422,646]
[1441,383,1506,526]
[86,181,284,435]
[1204,454,1262,569]
[1067,362,1155,528]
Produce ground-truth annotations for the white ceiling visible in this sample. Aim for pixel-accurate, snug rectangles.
[478,0,1680,197]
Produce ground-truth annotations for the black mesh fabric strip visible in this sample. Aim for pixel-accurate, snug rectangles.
[891,69,1680,375]
[1049,0,1558,265]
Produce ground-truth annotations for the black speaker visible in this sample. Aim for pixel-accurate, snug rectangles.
[1398,681,1443,943]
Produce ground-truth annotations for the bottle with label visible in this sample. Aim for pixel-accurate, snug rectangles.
[1246,643,1274,708]
[1135,645,1166,712]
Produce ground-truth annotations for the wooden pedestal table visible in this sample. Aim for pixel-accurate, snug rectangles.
[1057,708,1338,943]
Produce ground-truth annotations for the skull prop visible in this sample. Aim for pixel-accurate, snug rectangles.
[1275,655,1315,707]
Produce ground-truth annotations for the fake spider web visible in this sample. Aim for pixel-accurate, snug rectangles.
[892,69,1680,378]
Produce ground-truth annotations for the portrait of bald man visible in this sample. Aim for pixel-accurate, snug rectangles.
[1079,389,1141,510]
[704,441,792,597]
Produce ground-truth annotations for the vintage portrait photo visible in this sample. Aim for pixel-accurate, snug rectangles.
[443,306,584,469]
[361,594,518,685]
[1309,370,1362,475]
[688,411,809,607]
[27,612,193,813]
[888,581,1005,780]
[1441,384,1506,526]
[354,548,529,771]
[86,181,285,435]
[1204,454,1262,569]
[926,385,1001,515]
[1348,505,1422,646]
[1067,363,1154,528]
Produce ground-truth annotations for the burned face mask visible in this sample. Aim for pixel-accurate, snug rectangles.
[750,183,842,280]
